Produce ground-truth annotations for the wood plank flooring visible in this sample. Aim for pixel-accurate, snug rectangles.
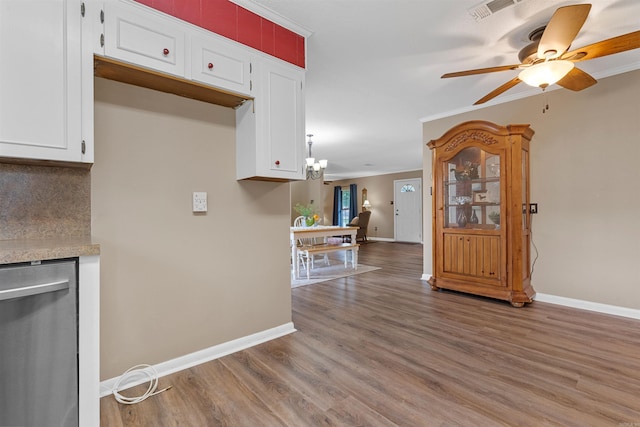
[101,242,640,426]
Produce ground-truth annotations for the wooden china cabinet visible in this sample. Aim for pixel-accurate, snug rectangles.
[428,121,535,307]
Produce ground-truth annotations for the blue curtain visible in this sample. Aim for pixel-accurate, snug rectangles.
[349,184,358,222]
[332,186,342,225]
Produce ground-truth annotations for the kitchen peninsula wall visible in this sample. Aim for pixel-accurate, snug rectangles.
[0,163,90,240]
[93,78,292,380]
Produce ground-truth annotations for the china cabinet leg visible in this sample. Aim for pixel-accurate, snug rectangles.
[510,301,525,308]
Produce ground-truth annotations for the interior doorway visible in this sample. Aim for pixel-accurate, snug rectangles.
[394,178,422,243]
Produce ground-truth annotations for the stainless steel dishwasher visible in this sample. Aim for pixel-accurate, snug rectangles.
[0,258,79,427]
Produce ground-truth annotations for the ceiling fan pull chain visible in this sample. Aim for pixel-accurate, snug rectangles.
[542,92,550,114]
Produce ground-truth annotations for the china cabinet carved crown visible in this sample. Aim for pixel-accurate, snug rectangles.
[428,121,535,307]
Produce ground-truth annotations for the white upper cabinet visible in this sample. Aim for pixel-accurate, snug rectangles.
[0,0,304,173]
[0,0,305,176]
[98,0,306,181]
[236,56,305,181]
[191,32,252,97]
[103,1,186,77]
[0,0,92,164]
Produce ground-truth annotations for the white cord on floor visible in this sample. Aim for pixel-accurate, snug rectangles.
[112,364,172,405]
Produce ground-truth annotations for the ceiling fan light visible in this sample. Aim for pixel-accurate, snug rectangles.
[518,60,574,88]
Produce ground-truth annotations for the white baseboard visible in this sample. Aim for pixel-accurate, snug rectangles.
[421,273,432,281]
[417,283,640,320]
[100,322,296,397]
[367,237,394,242]
[368,237,425,244]
[535,293,640,320]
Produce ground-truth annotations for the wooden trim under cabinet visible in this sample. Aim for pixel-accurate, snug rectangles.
[94,56,252,109]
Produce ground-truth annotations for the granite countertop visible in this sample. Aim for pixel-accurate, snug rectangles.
[0,236,100,265]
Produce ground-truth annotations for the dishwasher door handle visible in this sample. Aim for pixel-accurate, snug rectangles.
[0,280,69,301]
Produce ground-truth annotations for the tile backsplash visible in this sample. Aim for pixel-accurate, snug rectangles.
[0,163,91,240]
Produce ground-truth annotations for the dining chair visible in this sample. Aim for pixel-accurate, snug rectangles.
[292,216,328,275]
[293,216,311,274]
[293,216,306,227]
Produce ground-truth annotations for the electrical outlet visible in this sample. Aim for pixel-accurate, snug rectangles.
[529,203,538,214]
[193,192,207,212]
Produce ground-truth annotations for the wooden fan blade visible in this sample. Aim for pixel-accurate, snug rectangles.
[561,30,640,62]
[538,4,591,59]
[474,77,522,105]
[556,67,597,91]
[441,64,521,78]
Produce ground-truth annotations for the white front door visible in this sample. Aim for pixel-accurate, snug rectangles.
[394,178,422,243]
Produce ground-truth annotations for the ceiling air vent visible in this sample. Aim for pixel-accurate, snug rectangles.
[468,0,525,21]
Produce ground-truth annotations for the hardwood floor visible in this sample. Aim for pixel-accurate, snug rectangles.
[101,242,640,426]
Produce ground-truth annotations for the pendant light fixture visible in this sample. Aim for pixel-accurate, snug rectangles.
[305,134,328,180]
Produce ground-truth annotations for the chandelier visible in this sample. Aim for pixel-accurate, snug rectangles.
[305,134,328,180]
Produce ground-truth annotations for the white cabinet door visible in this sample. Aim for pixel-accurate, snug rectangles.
[191,32,251,96]
[0,0,90,164]
[236,56,305,181]
[103,1,185,77]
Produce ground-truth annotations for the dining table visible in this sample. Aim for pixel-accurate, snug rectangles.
[290,225,358,279]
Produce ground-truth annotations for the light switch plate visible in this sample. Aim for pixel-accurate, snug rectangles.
[193,192,207,212]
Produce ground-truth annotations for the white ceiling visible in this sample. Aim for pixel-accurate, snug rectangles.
[240,0,640,180]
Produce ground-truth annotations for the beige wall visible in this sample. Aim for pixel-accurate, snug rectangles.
[290,176,325,224]
[423,69,640,309]
[92,78,292,379]
[325,170,423,239]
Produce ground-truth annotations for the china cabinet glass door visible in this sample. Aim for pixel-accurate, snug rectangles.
[443,147,501,229]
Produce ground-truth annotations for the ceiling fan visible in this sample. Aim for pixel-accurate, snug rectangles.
[442,3,640,105]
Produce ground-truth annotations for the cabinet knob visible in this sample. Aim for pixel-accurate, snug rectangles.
[275,160,280,166]
[163,48,170,56]
[208,62,214,70]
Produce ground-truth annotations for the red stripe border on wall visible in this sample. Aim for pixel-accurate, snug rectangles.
[136,0,306,68]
